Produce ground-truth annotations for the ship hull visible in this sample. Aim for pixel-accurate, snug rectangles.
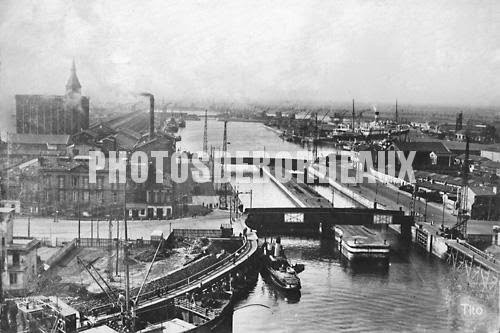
[334,226,390,265]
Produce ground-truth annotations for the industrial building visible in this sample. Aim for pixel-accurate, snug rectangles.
[15,61,89,135]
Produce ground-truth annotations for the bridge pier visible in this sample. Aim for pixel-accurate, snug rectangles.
[400,222,412,242]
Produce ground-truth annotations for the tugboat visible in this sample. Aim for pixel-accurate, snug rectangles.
[261,237,303,291]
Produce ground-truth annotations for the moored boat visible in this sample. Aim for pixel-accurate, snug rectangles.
[334,225,390,265]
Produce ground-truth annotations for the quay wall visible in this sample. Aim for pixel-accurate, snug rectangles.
[261,167,306,207]
[412,225,448,259]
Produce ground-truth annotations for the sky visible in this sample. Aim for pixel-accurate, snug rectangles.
[1,0,500,113]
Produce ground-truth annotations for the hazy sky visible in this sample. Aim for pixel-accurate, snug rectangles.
[1,0,500,110]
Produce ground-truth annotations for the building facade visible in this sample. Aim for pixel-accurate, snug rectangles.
[0,208,40,294]
[4,157,125,217]
[15,61,89,135]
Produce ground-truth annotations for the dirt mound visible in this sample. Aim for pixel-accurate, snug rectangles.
[134,247,175,262]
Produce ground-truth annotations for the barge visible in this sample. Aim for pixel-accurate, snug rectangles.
[334,225,390,265]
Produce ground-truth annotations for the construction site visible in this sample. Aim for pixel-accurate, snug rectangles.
[30,233,240,311]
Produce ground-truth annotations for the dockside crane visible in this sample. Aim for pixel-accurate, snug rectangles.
[220,111,229,210]
[453,136,471,238]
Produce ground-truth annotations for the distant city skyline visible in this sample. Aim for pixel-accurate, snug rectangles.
[1,0,500,115]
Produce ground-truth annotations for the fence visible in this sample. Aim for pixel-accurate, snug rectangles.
[172,229,223,239]
[77,237,155,248]
[458,239,493,262]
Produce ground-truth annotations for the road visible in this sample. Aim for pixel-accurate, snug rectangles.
[355,180,457,226]
[13,210,234,243]
[329,163,457,226]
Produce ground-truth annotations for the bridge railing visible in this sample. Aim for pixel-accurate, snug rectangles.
[92,238,251,317]
[134,237,251,305]
[457,240,493,262]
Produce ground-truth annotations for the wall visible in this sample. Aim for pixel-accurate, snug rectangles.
[481,150,500,162]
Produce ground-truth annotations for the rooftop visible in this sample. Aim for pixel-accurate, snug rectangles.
[393,141,453,155]
[467,220,500,235]
[8,238,41,252]
[469,186,498,196]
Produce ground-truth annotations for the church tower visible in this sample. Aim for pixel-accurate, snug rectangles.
[66,59,82,96]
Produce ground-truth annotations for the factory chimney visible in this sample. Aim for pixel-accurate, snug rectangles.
[141,92,155,139]
[456,112,463,132]
[149,95,155,139]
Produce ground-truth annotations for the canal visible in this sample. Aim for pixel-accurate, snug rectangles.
[177,119,496,332]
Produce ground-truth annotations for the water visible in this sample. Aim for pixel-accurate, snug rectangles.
[177,119,336,159]
[178,120,498,332]
[232,238,481,333]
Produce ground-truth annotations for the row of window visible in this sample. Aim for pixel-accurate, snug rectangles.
[146,191,170,204]
[52,190,119,203]
[56,176,105,189]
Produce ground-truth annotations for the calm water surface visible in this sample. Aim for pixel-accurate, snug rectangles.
[179,119,498,333]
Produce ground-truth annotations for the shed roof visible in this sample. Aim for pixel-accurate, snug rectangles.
[393,141,453,155]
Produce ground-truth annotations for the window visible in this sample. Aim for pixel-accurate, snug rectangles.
[97,177,104,190]
[58,176,65,189]
[73,176,78,187]
[9,273,17,285]
[96,192,103,201]
[113,192,117,203]
[82,176,89,189]
[83,191,90,201]
[13,253,20,266]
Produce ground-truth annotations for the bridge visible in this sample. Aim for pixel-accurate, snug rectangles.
[244,207,413,239]
[208,153,348,171]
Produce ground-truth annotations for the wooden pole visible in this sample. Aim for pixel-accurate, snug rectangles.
[115,218,119,276]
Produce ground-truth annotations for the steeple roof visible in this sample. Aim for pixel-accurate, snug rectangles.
[66,59,81,93]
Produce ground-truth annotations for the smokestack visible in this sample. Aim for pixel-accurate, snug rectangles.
[149,95,155,138]
[141,92,155,138]
[395,100,398,123]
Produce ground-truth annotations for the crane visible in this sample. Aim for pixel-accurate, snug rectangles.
[452,136,470,239]
[77,256,119,304]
